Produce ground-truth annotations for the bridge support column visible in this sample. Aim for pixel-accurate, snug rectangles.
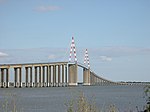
[42,66,45,87]
[1,69,4,88]
[14,68,18,88]
[30,67,32,87]
[46,66,49,87]
[65,66,68,86]
[39,66,41,87]
[34,67,37,87]
[6,68,9,88]
[25,67,28,87]
[62,65,64,86]
[90,73,93,86]
[58,65,60,87]
[49,66,51,87]
[19,68,22,88]
[53,65,56,87]
[83,68,90,86]
[68,64,78,86]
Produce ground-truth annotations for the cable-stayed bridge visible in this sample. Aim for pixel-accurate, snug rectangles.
[0,37,142,88]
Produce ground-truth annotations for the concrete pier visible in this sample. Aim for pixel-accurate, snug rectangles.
[62,65,64,86]
[65,66,68,86]
[19,68,22,88]
[14,68,18,88]
[53,65,56,87]
[83,68,90,86]
[1,69,4,88]
[49,66,51,87]
[30,67,32,87]
[6,68,9,88]
[46,66,49,87]
[58,65,60,86]
[39,66,41,87]
[34,67,37,87]
[25,67,28,87]
[42,66,45,87]
[68,64,78,86]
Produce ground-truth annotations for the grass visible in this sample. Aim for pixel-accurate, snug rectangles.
[65,91,120,112]
[0,93,21,112]
[65,85,150,112]
[144,85,150,112]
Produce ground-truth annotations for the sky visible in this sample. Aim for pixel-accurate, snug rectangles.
[0,0,150,82]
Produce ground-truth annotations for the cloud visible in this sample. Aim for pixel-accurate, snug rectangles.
[89,47,150,59]
[0,52,8,57]
[48,54,57,59]
[99,56,112,62]
[34,5,61,12]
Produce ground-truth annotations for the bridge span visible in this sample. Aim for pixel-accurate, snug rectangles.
[0,62,121,88]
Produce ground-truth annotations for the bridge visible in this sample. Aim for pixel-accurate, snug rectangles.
[0,62,121,88]
[0,37,122,88]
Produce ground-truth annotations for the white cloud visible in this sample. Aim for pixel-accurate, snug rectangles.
[89,47,150,58]
[48,54,57,59]
[100,56,112,62]
[34,5,61,12]
[0,52,8,57]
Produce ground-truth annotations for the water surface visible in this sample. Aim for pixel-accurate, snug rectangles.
[0,85,146,112]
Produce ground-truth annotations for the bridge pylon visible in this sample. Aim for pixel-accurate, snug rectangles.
[68,63,78,86]
[84,49,90,68]
[68,37,78,86]
[83,68,90,86]
[69,37,77,63]
[83,49,91,85]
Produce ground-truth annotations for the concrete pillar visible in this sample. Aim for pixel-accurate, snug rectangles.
[34,67,37,87]
[90,74,92,85]
[42,66,45,87]
[14,68,18,88]
[19,68,22,88]
[1,69,4,88]
[98,79,100,85]
[30,67,32,87]
[90,73,92,85]
[96,77,98,85]
[39,66,41,87]
[100,79,102,85]
[25,67,28,87]
[65,66,67,86]
[62,65,64,86]
[6,68,9,88]
[58,65,60,86]
[46,66,49,87]
[94,76,96,85]
[93,75,95,85]
[53,65,56,87]
[102,80,104,86]
[83,68,90,86]
[49,66,51,87]
[68,64,78,86]
[91,74,94,85]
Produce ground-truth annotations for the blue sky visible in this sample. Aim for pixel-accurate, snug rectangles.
[0,0,150,82]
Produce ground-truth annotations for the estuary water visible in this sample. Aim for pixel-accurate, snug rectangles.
[0,85,146,112]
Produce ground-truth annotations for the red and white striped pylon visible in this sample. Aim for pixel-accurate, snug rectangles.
[84,49,90,68]
[69,37,77,62]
